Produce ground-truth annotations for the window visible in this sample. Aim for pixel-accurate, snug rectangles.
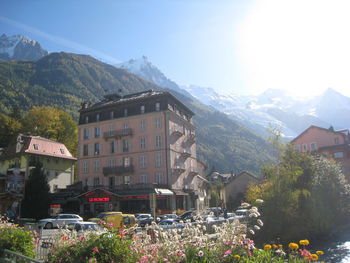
[155,135,162,148]
[123,122,128,129]
[124,108,128,117]
[335,137,340,145]
[295,144,301,152]
[156,172,164,184]
[83,160,89,173]
[94,160,100,172]
[333,152,344,159]
[60,149,65,154]
[110,141,115,153]
[303,144,308,151]
[109,158,116,167]
[109,177,115,188]
[83,128,89,140]
[140,119,146,131]
[94,143,100,155]
[124,175,130,184]
[155,117,162,129]
[122,139,129,152]
[33,144,39,150]
[141,105,145,114]
[83,144,89,156]
[85,116,89,124]
[110,111,114,119]
[123,157,131,167]
[310,143,317,151]
[139,155,147,168]
[109,125,114,136]
[140,174,147,184]
[96,113,100,122]
[140,136,146,149]
[94,127,101,138]
[155,152,162,168]
[155,102,160,111]
[93,177,100,186]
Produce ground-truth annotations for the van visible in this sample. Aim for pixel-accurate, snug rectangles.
[88,211,136,229]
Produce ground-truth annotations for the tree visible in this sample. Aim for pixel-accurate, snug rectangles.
[22,106,78,156]
[0,113,22,148]
[246,145,350,243]
[21,162,51,220]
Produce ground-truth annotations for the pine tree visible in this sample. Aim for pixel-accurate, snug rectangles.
[21,162,51,220]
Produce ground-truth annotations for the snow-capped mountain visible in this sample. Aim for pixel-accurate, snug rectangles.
[0,34,48,61]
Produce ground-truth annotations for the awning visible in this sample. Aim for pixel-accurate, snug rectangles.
[155,188,174,196]
[172,189,189,196]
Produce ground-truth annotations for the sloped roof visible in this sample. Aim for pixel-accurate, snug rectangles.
[291,125,349,143]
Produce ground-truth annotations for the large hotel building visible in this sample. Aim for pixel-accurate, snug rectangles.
[77,90,208,216]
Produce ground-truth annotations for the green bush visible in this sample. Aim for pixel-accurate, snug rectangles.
[0,225,35,258]
[47,233,138,263]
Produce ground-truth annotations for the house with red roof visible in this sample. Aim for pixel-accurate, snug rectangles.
[0,134,77,216]
[291,125,350,182]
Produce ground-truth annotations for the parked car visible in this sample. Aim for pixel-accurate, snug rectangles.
[158,219,185,229]
[136,214,154,227]
[234,209,249,219]
[88,211,136,229]
[206,207,223,217]
[158,214,178,221]
[67,222,106,233]
[38,214,83,229]
[178,210,196,222]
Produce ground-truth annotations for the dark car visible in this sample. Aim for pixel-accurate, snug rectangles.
[178,211,196,222]
[136,214,154,227]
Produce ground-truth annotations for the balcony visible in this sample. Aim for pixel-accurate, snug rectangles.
[188,133,196,144]
[171,127,183,137]
[172,165,186,175]
[103,128,133,140]
[189,166,199,176]
[113,183,169,191]
[103,165,134,176]
[181,149,191,159]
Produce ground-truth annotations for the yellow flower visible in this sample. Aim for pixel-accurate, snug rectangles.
[234,255,240,259]
[272,244,278,249]
[264,244,272,250]
[288,243,299,250]
[278,244,283,248]
[311,254,319,261]
[299,239,310,246]
[316,250,324,255]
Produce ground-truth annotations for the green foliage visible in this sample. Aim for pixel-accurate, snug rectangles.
[47,234,138,263]
[0,113,22,148]
[21,162,50,220]
[246,144,350,243]
[0,225,35,258]
[0,52,275,174]
[22,106,78,156]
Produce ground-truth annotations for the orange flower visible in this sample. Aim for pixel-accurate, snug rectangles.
[310,254,319,261]
[299,239,310,246]
[264,244,272,250]
[289,243,299,250]
[316,250,324,255]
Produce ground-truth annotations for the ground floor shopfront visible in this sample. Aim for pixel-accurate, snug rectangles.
[72,187,197,218]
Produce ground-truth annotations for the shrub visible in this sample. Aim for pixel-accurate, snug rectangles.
[0,217,35,258]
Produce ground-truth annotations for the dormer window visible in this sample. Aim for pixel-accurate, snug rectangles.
[60,149,65,154]
[155,102,160,111]
[96,113,100,122]
[110,111,114,119]
[85,116,89,124]
[124,109,128,117]
[33,144,39,150]
[335,137,339,145]
[141,105,145,114]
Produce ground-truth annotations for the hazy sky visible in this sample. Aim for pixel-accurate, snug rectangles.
[1,0,350,97]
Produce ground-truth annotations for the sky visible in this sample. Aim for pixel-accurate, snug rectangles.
[1,0,350,97]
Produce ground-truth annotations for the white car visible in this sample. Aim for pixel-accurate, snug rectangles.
[38,214,83,229]
[158,219,184,229]
[67,222,106,233]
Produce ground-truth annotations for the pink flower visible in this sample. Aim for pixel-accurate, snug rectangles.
[78,236,85,241]
[61,235,68,240]
[139,255,149,263]
[224,250,232,257]
[299,249,311,258]
[92,247,99,253]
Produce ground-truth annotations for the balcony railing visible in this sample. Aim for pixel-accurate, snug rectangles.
[172,165,186,174]
[113,183,169,191]
[188,133,196,144]
[171,127,183,137]
[103,128,133,140]
[181,149,191,159]
[103,165,134,176]
[189,166,199,176]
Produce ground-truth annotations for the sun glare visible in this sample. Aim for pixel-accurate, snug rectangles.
[238,0,350,97]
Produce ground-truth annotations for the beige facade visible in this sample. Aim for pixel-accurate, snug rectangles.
[77,90,208,215]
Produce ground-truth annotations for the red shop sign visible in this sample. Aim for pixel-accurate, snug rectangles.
[88,197,110,202]
[50,204,61,208]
